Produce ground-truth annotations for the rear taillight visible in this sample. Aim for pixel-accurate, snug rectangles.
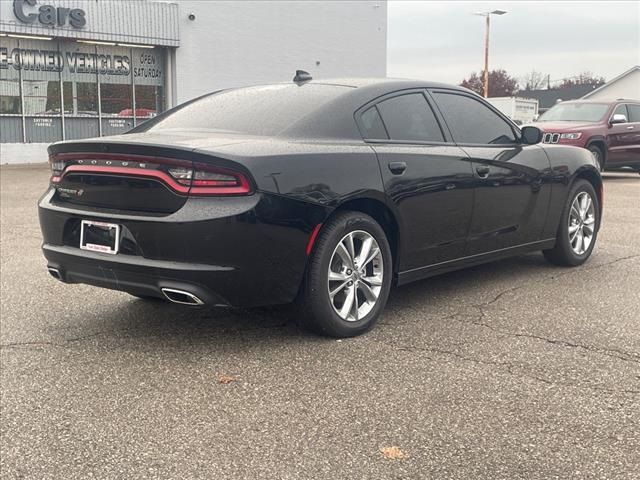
[49,158,65,183]
[49,153,252,196]
[166,163,251,195]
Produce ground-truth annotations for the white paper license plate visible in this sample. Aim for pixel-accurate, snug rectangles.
[80,220,120,254]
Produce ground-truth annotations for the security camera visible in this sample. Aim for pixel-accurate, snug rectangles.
[188,13,196,21]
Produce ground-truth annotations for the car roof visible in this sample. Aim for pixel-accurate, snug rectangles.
[276,78,477,140]
[309,77,466,90]
[555,98,640,105]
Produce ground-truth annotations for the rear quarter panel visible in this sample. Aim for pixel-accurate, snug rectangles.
[195,138,387,210]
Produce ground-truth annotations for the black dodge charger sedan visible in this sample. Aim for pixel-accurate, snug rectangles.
[39,75,602,337]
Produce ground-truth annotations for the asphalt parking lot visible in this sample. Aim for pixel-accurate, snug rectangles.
[1,164,639,479]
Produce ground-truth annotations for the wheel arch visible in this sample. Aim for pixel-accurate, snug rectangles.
[585,136,607,166]
[328,197,401,273]
[574,166,603,211]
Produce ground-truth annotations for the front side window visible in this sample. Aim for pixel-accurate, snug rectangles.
[628,104,640,123]
[612,104,629,122]
[376,93,444,143]
[432,92,517,145]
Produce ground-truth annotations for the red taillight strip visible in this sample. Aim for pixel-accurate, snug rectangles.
[53,160,252,196]
[50,152,192,168]
[57,165,191,194]
[305,223,323,256]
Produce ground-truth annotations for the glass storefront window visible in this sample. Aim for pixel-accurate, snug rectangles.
[0,38,166,143]
[100,83,133,116]
[134,85,163,119]
[17,38,63,142]
[0,79,21,114]
[132,49,165,122]
[21,80,61,115]
[1,37,21,115]
[63,81,99,116]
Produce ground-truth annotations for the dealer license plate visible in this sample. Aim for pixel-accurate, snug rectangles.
[80,220,120,255]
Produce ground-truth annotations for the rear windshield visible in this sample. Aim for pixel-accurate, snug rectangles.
[144,84,351,136]
[538,102,609,122]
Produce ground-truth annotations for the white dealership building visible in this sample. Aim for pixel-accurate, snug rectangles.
[0,0,387,163]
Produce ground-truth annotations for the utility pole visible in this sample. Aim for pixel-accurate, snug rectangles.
[483,14,490,98]
[474,10,507,98]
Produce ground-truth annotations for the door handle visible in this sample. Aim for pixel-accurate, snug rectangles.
[475,165,491,178]
[388,161,407,175]
[627,126,634,130]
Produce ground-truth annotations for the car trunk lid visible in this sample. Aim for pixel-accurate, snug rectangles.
[48,132,255,214]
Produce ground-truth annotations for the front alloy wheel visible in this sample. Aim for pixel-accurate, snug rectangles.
[543,179,600,266]
[568,192,596,255]
[589,145,604,171]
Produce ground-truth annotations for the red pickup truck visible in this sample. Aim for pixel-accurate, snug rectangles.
[534,99,640,173]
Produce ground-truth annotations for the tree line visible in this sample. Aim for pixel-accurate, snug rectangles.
[460,69,606,97]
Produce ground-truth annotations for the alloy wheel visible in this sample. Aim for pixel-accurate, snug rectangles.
[568,191,596,255]
[327,230,384,322]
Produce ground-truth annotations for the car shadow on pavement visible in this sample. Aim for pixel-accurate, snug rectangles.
[385,251,551,311]
[57,252,557,350]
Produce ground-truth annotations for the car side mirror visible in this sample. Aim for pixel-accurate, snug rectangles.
[610,114,627,124]
[521,126,543,145]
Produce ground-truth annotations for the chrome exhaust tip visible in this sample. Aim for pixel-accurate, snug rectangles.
[48,267,62,280]
[161,288,204,306]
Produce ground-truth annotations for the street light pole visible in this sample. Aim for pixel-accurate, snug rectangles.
[474,10,507,98]
[483,14,490,98]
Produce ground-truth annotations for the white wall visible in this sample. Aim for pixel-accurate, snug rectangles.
[585,69,640,101]
[0,0,388,164]
[1,143,49,165]
[173,0,387,104]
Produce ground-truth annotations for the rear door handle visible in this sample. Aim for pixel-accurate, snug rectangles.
[627,126,635,130]
[388,162,407,175]
[475,165,491,178]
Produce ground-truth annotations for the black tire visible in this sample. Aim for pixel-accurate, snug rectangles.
[588,144,605,171]
[543,179,600,266]
[297,211,393,337]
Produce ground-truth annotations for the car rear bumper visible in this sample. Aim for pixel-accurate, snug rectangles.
[39,189,328,307]
[43,244,235,305]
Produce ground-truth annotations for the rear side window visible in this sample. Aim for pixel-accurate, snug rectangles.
[627,104,640,123]
[359,106,388,139]
[376,93,444,143]
[432,92,517,145]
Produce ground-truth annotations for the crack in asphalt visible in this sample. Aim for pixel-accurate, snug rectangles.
[459,307,640,365]
[0,320,292,351]
[382,254,640,363]
[375,339,640,396]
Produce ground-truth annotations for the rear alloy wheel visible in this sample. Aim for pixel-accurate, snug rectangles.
[328,230,384,322]
[298,212,392,337]
[543,179,600,266]
[588,144,605,171]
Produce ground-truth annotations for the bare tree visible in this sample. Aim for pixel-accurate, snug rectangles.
[520,70,548,91]
[559,72,605,89]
